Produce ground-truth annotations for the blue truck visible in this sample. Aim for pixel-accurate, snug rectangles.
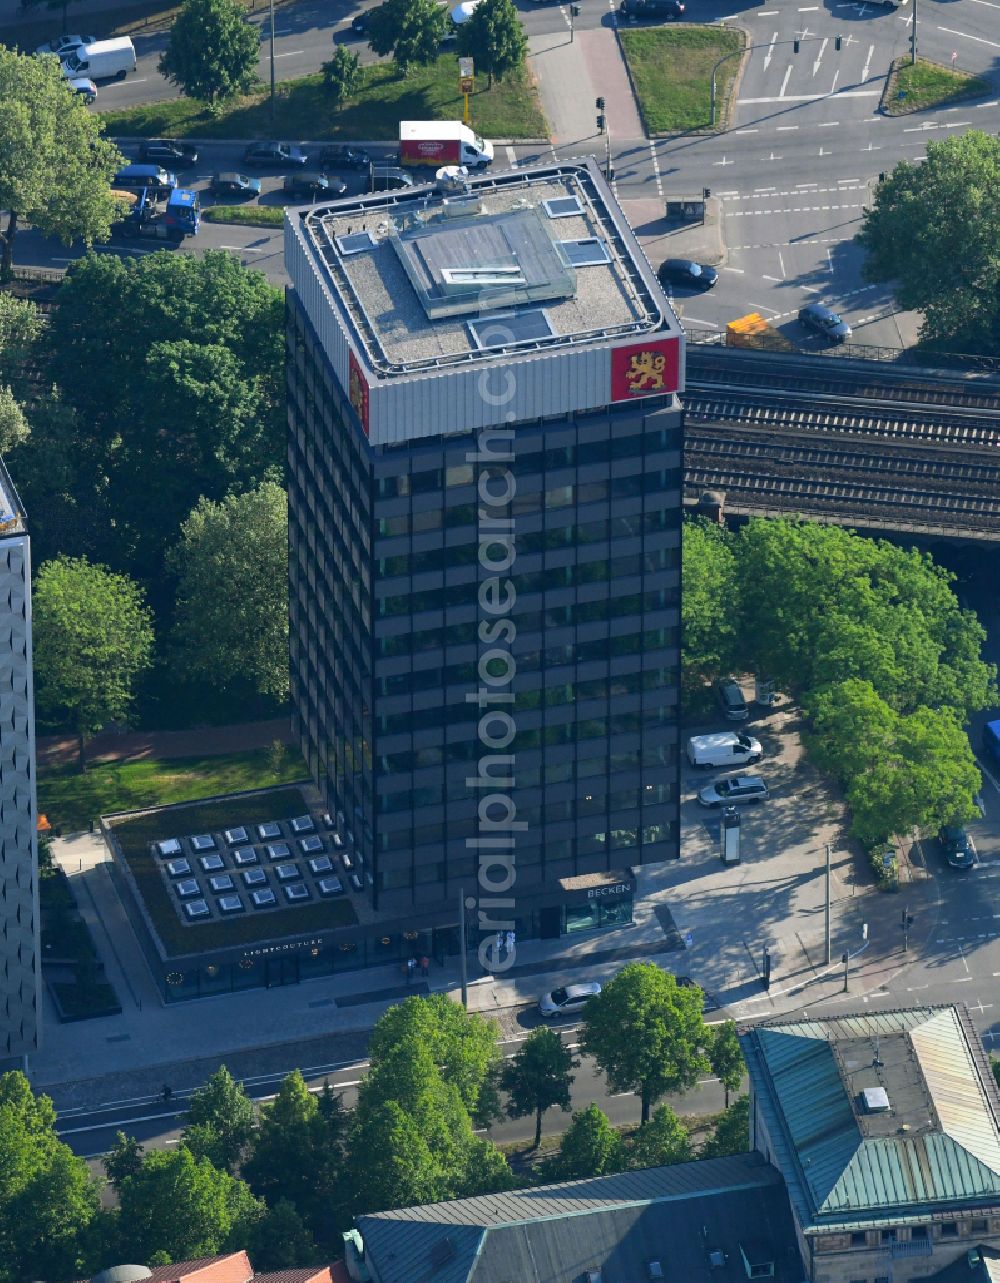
[984,719,1000,770]
[110,186,200,243]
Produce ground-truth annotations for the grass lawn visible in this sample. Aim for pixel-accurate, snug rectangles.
[619,26,744,133]
[109,787,357,955]
[886,57,991,115]
[99,58,547,141]
[203,205,286,227]
[38,748,308,832]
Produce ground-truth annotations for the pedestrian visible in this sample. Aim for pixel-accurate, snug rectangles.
[162,1084,172,1106]
[420,955,430,977]
[496,929,505,959]
[407,956,417,983]
[506,929,516,957]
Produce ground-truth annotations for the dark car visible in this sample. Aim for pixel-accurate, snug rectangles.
[139,138,199,166]
[283,172,348,198]
[939,824,976,869]
[798,302,851,343]
[314,143,371,171]
[658,258,718,291]
[209,172,262,199]
[351,11,369,34]
[242,141,309,168]
[619,0,684,19]
[367,165,414,193]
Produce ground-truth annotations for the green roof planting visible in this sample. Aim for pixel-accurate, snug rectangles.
[741,1006,1000,1229]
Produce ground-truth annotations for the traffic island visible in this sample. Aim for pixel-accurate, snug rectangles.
[98,58,547,141]
[882,56,991,116]
[617,26,744,134]
[203,206,285,228]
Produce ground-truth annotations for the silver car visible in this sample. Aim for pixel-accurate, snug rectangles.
[799,303,851,344]
[698,775,768,807]
[539,981,601,1017]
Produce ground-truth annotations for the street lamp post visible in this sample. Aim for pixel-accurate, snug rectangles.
[269,0,277,126]
[910,0,918,65]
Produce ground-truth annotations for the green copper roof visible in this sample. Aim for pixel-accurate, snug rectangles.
[742,1007,1000,1227]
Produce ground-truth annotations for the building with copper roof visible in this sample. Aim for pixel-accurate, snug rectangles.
[741,1005,1000,1283]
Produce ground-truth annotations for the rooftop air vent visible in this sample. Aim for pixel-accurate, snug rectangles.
[467,309,554,350]
[441,265,526,293]
[708,1250,726,1269]
[557,237,610,267]
[648,1263,665,1280]
[586,1272,603,1283]
[862,1086,890,1113]
[333,232,377,256]
[542,195,583,219]
[429,1236,457,1267]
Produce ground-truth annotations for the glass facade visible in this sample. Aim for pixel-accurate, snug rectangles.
[288,294,684,926]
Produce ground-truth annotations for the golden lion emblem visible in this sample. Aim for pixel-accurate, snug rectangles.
[625,350,666,391]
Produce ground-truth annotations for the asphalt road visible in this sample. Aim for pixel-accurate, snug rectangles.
[55,1027,732,1158]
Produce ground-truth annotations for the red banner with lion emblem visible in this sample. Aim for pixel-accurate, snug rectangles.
[348,349,370,438]
[610,337,681,402]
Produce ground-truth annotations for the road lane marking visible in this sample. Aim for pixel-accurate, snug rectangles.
[812,36,828,74]
[738,90,880,102]
[778,250,786,278]
[779,64,793,97]
[777,125,799,130]
[818,120,839,126]
[938,25,1000,48]
[862,42,875,81]
[763,31,778,70]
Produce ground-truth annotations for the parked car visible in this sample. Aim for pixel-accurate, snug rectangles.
[939,824,976,869]
[139,139,199,166]
[314,143,371,170]
[698,775,768,807]
[283,172,348,198]
[112,164,177,198]
[367,165,414,193]
[798,302,851,343]
[658,258,717,290]
[687,731,762,769]
[539,982,602,1017]
[717,676,749,722]
[36,33,96,57]
[619,0,684,19]
[208,172,262,199]
[351,11,369,34]
[243,141,309,168]
[69,77,97,103]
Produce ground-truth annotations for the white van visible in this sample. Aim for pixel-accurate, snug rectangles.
[687,731,762,769]
[62,37,136,82]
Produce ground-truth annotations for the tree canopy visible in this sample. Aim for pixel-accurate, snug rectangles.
[549,1103,623,1181]
[458,0,527,86]
[680,518,738,702]
[322,45,361,109]
[32,556,154,766]
[501,1026,578,1148]
[0,47,123,279]
[367,0,448,70]
[857,131,1000,353]
[169,483,289,701]
[181,1065,256,1174]
[159,0,261,105]
[627,1104,692,1170]
[707,1021,744,1109]
[701,1095,750,1159]
[581,963,710,1124]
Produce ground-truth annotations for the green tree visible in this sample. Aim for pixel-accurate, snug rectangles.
[500,1027,578,1148]
[116,1146,262,1263]
[0,48,123,280]
[708,1022,744,1109]
[804,679,898,786]
[181,1066,256,1174]
[551,1104,623,1181]
[0,294,44,400]
[367,0,447,71]
[701,1094,750,1159]
[368,995,503,1127]
[993,1059,1000,1095]
[458,0,527,86]
[582,964,709,1125]
[0,386,29,453]
[42,251,284,582]
[346,1101,443,1213]
[103,1132,143,1193]
[681,518,739,703]
[322,45,361,109]
[159,0,260,106]
[32,556,154,768]
[857,132,1000,353]
[243,1198,317,1269]
[627,1104,692,1170]
[0,1072,100,1283]
[169,483,289,701]
[243,1070,345,1244]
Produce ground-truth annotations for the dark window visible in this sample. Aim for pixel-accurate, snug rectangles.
[940,1224,959,1238]
[910,1227,928,1241]
[879,1230,896,1245]
[969,1220,988,1235]
[850,1233,867,1248]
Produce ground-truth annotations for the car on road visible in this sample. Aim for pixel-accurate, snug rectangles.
[243,142,309,168]
[687,731,762,769]
[208,172,262,199]
[314,144,371,171]
[139,139,199,166]
[698,775,769,807]
[939,823,976,869]
[283,173,348,198]
[367,165,414,193]
[36,33,96,57]
[539,982,602,1017]
[798,302,851,344]
[658,258,717,291]
[619,0,685,19]
[350,11,369,34]
[69,77,97,103]
[717,676,749,722]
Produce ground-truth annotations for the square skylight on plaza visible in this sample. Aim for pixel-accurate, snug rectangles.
[275,863,302,882]
[165,858,191,877]
[223,826,249,845]
[284,883,310,903]
[232,848,258,867]
[242,868,267,887]
[217,895,244,914]
[265,842,291,860]
[257,821,282,840]
[318,876,344,897]
[251,888,277,908]
[208,874,234,893]
[290,814,315,834]
[308,855,334,874]
[199,854,225,872]
[175,878,200,899]
[184,899,210,919]
[299,835,324,855]
[189,834,216,853]
[157,838,182,858]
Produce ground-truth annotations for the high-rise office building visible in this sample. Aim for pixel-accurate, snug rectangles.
[0,461,39,1065]
[285,159,684,955]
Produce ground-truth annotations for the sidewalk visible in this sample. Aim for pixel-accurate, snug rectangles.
[530,24,644,149]
[38,716,293,769]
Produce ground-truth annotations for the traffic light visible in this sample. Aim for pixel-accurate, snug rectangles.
[597,113,606,133]
[762,946,772,989]
[570,3,580,12]
[703,187,711,200]
[835,34,842,51]
[596,96,605,111]
[793,38,800,53]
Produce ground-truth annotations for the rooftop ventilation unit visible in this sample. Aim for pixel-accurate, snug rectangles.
[335,231,377,256]
[542,195,583,219]
[441,264,526,293]
[647,1263,665,1280]
[441,194,482,218]
[467,308,554,350]
[862,1086,890,1113]
[586,1273,603,1283]
[557,237,610,267]
[708,1250,726,1269]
